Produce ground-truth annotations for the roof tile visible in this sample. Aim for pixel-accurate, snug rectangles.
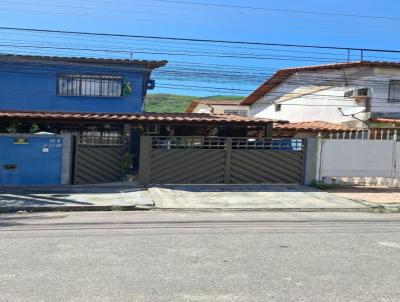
[274,121,357,132]
[0,53,167,69]
[0,110,284,125]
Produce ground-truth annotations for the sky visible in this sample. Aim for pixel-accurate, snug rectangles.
[0,0,400,96]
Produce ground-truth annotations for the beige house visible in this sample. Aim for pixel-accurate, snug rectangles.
[186,100,249,116]
[240,61,400,129]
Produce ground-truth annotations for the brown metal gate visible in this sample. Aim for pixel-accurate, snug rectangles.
[139,136,305,185]
[73,136,124,185]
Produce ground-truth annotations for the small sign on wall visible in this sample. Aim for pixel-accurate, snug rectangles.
[13,138,29,144]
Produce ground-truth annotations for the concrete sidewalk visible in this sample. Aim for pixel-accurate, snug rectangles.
[324,186,400,212]
[0,184,378,213]
[148,184,373,211]
[0,185,153,213]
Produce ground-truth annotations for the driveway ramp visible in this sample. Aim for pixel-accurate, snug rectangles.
[148,185,371,211]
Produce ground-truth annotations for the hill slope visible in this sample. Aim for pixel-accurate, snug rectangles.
[144,94,244,113]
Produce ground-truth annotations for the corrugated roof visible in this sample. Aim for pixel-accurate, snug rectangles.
[0,53,168,69]
[0,110,283,125]
[241,61,400,105]
[274,121,357,132]
[186,100,245,113]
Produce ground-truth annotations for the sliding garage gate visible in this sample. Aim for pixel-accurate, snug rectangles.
[72,135,124,185]
[139,136,305,185]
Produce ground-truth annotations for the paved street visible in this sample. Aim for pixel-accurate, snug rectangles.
[0,211,400,302]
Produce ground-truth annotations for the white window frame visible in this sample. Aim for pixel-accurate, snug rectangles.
[388,80,400,102]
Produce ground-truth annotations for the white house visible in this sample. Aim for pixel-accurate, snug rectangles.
[186,100,249,116]
[240,61,400,128]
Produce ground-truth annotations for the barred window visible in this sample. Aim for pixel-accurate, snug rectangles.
[57,74,122,97]
[388,80,400,102]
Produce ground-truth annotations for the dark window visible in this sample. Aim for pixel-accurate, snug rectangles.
[357,88,369,96]
[57,74,123,97]
[344,90,354,97]
[275,104,282,112]
[388,80,400,102]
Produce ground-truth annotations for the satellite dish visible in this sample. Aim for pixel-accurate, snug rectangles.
[338,106,366,116]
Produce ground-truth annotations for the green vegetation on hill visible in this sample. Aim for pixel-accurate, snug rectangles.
[144,93,244,113]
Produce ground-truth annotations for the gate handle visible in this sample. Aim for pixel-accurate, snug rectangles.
[3,164,17,170]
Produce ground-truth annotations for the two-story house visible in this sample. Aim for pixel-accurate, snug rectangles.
[239,61,400,129]
[0,54,167,113]
[0,53,277,139]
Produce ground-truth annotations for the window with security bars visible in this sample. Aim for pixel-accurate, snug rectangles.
[388,80,400,102]
[57,74,123,97]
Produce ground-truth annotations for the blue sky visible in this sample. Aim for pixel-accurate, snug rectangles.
[0,0,400,96]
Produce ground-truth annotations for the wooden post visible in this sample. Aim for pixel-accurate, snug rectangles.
[265,123,273,138]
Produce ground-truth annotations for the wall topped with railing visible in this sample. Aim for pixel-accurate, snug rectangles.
[150,136,304,151]
[328,129,399,140]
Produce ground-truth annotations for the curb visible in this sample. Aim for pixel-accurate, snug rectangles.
[333,197,400,213]
[0,204,154,214]
[151,207,377,212]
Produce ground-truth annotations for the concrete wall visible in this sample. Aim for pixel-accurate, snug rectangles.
[0,133,72,185]
[319,139,395,178]
[250,66,400,125]
[0,59,150,113]
[303,138,397,184]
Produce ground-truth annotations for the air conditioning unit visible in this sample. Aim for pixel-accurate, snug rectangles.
[344,88,370,98]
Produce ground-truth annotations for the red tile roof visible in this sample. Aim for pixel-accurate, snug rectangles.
[274,121,357,132]
[0,110,284,125]
[241,61,400,106]
[186,100,244,113]
[0,54,168,69]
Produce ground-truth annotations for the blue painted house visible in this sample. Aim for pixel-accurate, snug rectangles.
[0,54,167,113]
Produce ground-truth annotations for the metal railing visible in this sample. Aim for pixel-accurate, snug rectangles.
[76,135,124,146]
[151,136,226,149]
[150,136,304,151]
[328,129,399,141]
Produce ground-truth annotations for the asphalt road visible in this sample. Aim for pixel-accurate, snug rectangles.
[0,211,400,302]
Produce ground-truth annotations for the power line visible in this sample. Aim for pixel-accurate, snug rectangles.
[148,0,400,22]
[2,26,400,54]
[0,66,399,106]
[0,43,346,63]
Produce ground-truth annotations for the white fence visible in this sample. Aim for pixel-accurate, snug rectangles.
[317,135,400,186]
[328,129,397,140]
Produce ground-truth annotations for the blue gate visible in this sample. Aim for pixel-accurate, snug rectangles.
[0,135,63,185]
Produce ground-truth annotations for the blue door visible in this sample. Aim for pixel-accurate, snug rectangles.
[0,136,63,185]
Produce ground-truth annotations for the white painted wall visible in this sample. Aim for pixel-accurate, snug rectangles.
[192,104,249,115]
[319,139,395,178]
[249,66,400,125]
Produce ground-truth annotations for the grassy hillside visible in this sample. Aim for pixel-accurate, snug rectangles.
[144,94,244,113]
